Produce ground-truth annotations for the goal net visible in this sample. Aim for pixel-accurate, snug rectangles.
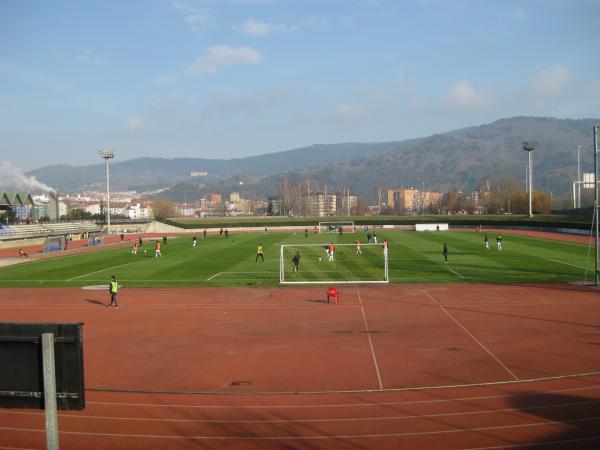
[42,236,65,253]
[280,243,388,284]
[317,221,355,233]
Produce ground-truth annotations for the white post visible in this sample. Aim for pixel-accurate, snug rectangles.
[42,333,59,450]
[529,150,533,217]
[577,146,581,209]
[347,188,350,216]
[105,158,111,234]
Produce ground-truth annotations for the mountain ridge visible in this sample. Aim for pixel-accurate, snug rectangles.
[26,116,599,200]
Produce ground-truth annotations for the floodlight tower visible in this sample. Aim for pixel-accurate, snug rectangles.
[577,145,582,209]
[522,142,536,217]
[594,126,600,285]
[99,149,114,234]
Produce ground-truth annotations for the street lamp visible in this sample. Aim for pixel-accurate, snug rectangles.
[522,142,536,217]
[99,149,114,234]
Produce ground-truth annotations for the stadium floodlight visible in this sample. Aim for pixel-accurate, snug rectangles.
[99,149,114,234]
[577,145,582,209]
[594,126,600,286]
[522,142,536,218]
[279,243,388,284]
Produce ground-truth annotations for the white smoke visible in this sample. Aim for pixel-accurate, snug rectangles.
[0,161,56,194]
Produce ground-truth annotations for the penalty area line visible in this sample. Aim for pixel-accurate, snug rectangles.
[448,268,464,279]
[544,258,588,270]
[207,272,223,281]
[66,261,137,281]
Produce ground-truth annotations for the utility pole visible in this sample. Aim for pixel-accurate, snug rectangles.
[99,150,114,234]
[594,126,599,286]
[577,145,582,209]
[523,142,536,217]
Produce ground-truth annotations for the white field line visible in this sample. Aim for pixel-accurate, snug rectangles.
[1,416,598,441]
[356,288,384,391]
[422,289,519,381]
[448,268,465,278]
[4,399,598,424]
[80,384,600,410]
[66,262,137,281]
[206,272,223,281]
[545,258,588,270]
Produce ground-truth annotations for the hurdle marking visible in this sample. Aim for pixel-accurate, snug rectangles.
[356,288,384,391]
[66,262,137,281]
[422,289,519,381]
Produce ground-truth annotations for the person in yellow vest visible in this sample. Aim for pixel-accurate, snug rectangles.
[256,243,264,262]
[108,275,119,308]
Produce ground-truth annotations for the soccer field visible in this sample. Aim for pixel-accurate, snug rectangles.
[0,230,592,287]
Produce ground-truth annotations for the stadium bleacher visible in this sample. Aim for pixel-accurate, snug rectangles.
[0,221,102,242]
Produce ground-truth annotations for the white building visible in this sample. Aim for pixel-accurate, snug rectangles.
[123,203,151,220]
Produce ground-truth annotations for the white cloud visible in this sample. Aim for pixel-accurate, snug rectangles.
[185,12,210,24]
[531,65,571,96]
[171,2,214,31]
[0,63,65,90]
[74,51,109,65]
[184,45,264,75]
[441,81,493,108]
[125,117,145,132]
[235,18,298,36]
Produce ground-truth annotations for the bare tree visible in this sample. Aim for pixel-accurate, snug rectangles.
[278,176,292,216]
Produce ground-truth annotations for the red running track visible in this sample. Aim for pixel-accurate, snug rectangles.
[0,284,599,449]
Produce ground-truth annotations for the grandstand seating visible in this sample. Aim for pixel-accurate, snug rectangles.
[0,221,102,242]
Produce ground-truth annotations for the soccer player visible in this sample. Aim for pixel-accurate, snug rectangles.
[305,228,308,238]
[18,248,29,257]
[367,232,372,243]
[225,229,229,239]
[484,233,489,250]
[132,241,138,255]
[108,275,119,308]
[328,242,335,261]
[496,235,503,251]
[163,235,168,246]
[256,243,264,262]
[355,239,362,254]
[203,229,207,239]
[192,235,197,247]
[323,244,329,258]
[443,243,448,263]
[373,231,377,243]
[292,250,301,272]
[155,241,162,258]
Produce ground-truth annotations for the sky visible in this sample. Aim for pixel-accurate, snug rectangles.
[1,0,599,171]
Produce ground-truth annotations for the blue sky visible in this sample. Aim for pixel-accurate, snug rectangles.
[1,0,599,171]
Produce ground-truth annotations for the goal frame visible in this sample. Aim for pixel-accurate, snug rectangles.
[317,221,356,233]
[279,243,388,284]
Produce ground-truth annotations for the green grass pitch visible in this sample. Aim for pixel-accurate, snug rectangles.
[0,230,593,287]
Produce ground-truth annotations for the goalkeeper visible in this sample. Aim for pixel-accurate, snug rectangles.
[292,250,301,272]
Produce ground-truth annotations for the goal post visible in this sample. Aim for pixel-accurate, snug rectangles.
[317,221,355,233]
[280,243,388,284]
